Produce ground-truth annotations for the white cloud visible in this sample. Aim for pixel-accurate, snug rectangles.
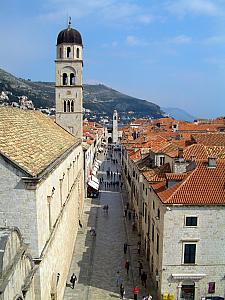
[125,35,150,47]
[126,35,140,46]
[101,41,118,48]
[167,0,221,17]
[169,34,192,44]
[138,14,155,24]
[40,0,157,26]
[203,35,225,45]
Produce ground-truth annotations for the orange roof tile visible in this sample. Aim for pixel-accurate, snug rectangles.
[155,160,225,205]
[191,133,225,146]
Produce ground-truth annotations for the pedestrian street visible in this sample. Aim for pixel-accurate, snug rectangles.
[64,147,155,300]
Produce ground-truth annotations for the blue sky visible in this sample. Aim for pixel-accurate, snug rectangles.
[0,0,225,118]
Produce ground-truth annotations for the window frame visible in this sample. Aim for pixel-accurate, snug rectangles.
[152,222,155,242]
[156,233,159,254]
[182,242,197,265]
[185,215,198,227]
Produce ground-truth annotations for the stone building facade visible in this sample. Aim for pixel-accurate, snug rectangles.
[0,23,85,300]
[0,107,84,299]
[0,227,35,300]
[122,143,225,300]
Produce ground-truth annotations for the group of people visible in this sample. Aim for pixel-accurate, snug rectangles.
[119,283,152,300]
[100,146,153,299]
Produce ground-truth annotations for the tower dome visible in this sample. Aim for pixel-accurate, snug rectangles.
[57,25,82,46]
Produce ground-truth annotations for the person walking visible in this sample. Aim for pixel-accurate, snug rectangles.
[138,260,143,276]
[70,273,77,289]
[133,286,138,300]
[123,242,128,254]
[128,211,131,220]
[125,259,130,275]
[137,243,141,255]
[120,283,125,299]
[141,271,147,288]
[116,271,123,286]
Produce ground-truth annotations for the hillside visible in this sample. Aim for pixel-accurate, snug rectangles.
[0,68,163,118]
[162,107,196,122]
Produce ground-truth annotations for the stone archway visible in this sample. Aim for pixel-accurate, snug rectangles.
[14,296,23,300]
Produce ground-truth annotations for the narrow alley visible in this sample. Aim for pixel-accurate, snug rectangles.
[63,146,155,300]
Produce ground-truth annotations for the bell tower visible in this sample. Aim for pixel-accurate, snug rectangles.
[55,20,83,139]
[112,110,118,143]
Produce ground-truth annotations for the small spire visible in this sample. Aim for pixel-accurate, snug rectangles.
[68,16,71,28]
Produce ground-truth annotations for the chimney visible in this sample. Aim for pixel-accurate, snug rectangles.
[190,155,196,161]
[178,148,183,158]
[208,157,216,168]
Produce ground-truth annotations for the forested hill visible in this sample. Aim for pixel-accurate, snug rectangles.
[0,68,163,118]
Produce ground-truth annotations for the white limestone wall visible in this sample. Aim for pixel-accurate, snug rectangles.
[35,144,83,255]
[2,257,35,300]
[38,175,82,299]
[161,206,225,299]
[55,61,83,87]
[35,143,84,299]
[55,59,83,139]
[2,231,35,300]
[56,45,83,61]
[0,157,38,256]
[141,186,165,296]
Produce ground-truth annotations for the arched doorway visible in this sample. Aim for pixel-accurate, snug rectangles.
[108,137,112,144]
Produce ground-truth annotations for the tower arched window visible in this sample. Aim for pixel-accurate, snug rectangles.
[63,73,68,85]
[71,100,74,112]
[64,100,67,112]
[67,47,71,58]
[67,101,70,112]
[77,48,80,58]
[59,47,62,59]
[70,73,75,85]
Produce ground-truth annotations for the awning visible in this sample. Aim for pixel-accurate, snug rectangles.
[88,175,99,184]
[88,180,99,191]
[93,162,100,169]
[93,166,98,173]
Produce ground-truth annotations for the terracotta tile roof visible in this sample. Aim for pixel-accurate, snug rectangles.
[191,133,225,146]
[155,160,225,205]
[130,149,142,161]
[184,144,225,160]
[206,146,225,159]
[0,107,77,177]
[143,163,171,183]
[184,144,208,160]
[151,180,167,193]
[165,173,188,181]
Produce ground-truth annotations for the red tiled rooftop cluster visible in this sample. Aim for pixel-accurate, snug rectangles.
[122,116,225,206]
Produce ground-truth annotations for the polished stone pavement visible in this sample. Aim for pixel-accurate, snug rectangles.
[63,149,155,300]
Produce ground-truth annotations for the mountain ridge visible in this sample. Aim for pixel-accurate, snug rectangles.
[0,68,163,118]
[0,67,194,121]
